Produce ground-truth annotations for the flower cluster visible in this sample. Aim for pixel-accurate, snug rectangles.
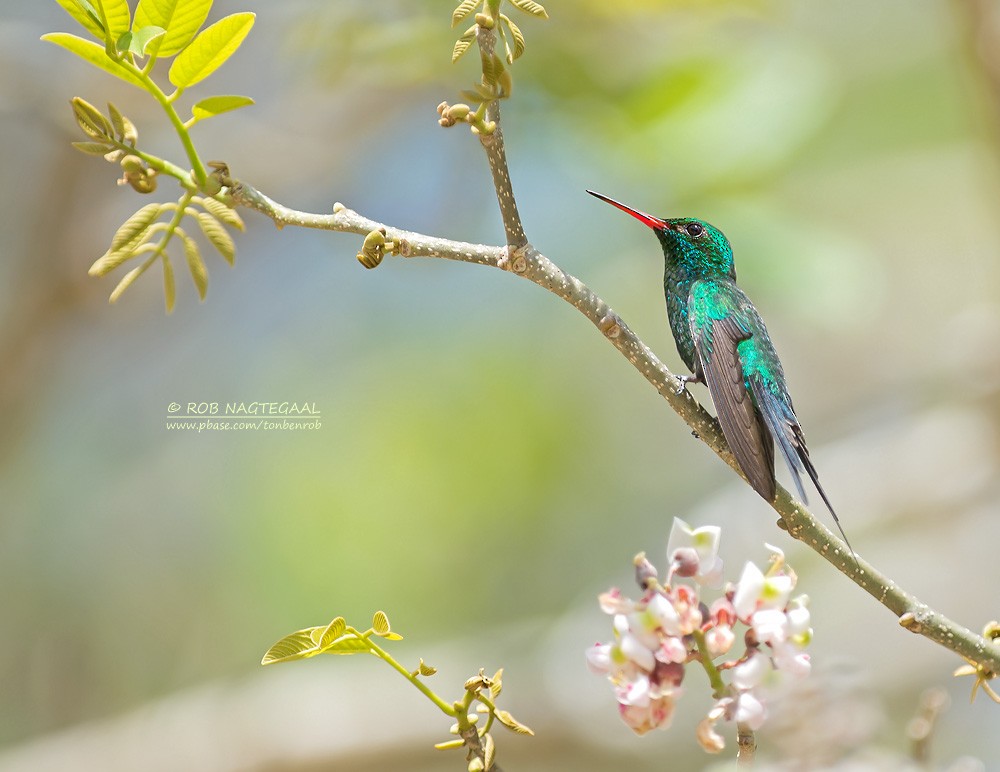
[586,518,813,752]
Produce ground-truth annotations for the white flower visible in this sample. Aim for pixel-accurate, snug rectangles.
[619,630,656,672]
[731,651,769,690]
[772,641,811,678]
[618,694,677,735]
[732,561,793,620]
[733,690,767,730]
[750,607,789,645]
[645,591,682,636]
[667,517,723,586]
[585,642,611,674]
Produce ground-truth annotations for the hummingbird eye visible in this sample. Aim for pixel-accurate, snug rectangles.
[685,222,705,238]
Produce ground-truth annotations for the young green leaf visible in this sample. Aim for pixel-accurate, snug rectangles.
[418,659,438,677]
[108,263,148,304]
[495,709,534,735]
[508,0,548,18]
[42,33,145,88]
[190,95,255,123]
[54,0,105,40]
[483,733,496,771]
[97,0,132,41]
[107,101,126,138]
[318,617,347,649]
[372,610,391,636]
[135,0,214,57]
[127,25,167,56]
[321,637,370,655]
[71,141,116,156]
[71,96,113,140]
[500,15,525,61]
[111,202,162,251]
[452,24,477,64]
[261,628,322,665]
[489,668,503,700]
[162,254,176,313]
[195,212,235,264]
[451,0,478,27]
[179,230,208,300]
[198,196,245,231]
[168,12,255,89]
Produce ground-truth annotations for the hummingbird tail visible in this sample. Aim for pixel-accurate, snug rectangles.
[751,379,857,562]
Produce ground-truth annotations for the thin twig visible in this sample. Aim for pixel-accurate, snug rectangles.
[475,26,526,248]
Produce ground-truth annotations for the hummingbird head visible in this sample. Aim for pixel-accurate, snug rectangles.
[587,190,735,280]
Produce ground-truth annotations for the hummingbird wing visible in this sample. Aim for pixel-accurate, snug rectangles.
[748,364,854,553]
[691,281,855,554]
[688,280,776,501]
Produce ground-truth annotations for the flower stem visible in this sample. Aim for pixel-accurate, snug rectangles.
[691,629,727,698]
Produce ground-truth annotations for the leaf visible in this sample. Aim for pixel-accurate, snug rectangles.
[459,83,497,104]
[91,247,140,277]
[190,95,255,123]
[179,229,208,300]
[168,12,255,89]
[42,33,145,88]
[418,659,438,677]
[508,0,548,18]
[489,668,503,700]
[195,212,235,264]
[90,210,162,277]
[501,15,525,61]
[372,610,391,636]
[97,0,131,41]
[162,254,176,313]
[261,628,322,666]
[126,25,167,56]
[107,102,126,138]
[483,732,496,771]
[54,0,105,40]
[494,709,534,735]
[71,97,113,140]
[106,102,138,144]
[108,264,147,304]
[451,0,478,27]
[318,617,346,649]
[452,24,476,64]
[480,49,498,86]
[135,0,214,57]
[72,141,115,156]
[321,636,370,655]
[111,203,162,250]
[198,196,245,231]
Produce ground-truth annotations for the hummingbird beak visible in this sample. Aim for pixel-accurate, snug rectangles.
[587,190,668,231]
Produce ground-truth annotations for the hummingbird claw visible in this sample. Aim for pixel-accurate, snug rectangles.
[674,373,700,395]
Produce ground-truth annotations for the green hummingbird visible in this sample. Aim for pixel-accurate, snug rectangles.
[588,190,852,553]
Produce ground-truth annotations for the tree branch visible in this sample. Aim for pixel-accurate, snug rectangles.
[224,176,1000,678]
[216,8,1000,683]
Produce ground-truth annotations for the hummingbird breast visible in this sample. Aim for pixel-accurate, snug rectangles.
[664,270,699,373]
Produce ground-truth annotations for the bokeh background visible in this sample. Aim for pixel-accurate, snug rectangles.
[2,0,999,769]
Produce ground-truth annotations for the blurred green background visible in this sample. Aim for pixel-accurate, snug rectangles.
[2,0,999,769]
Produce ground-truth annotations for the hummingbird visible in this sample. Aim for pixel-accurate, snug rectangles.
[587,190,852,554]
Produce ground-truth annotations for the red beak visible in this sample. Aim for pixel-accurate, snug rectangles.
[587,190,667,230]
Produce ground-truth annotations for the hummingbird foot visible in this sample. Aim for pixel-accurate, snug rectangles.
[674,373,701,395]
